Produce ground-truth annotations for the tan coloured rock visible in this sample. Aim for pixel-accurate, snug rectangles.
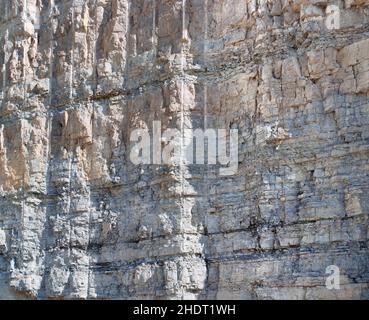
[0,0,369,300]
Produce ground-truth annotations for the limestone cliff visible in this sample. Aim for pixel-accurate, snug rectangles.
[0,0,369,299]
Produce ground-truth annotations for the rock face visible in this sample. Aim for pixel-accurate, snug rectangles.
[1,0,369,300]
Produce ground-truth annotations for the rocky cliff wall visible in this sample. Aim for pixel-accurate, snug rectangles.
[0,0,369,299]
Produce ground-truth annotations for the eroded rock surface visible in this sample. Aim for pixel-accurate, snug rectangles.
[0,0,369,299]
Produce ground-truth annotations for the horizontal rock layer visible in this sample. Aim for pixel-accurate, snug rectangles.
[0,0,369,299]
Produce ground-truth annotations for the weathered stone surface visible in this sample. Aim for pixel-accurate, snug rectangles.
[0,0,369,300]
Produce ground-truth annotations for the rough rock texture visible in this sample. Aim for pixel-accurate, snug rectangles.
[1,0,369,300]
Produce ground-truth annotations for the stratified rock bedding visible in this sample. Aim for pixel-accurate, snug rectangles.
[0,0,369,299]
